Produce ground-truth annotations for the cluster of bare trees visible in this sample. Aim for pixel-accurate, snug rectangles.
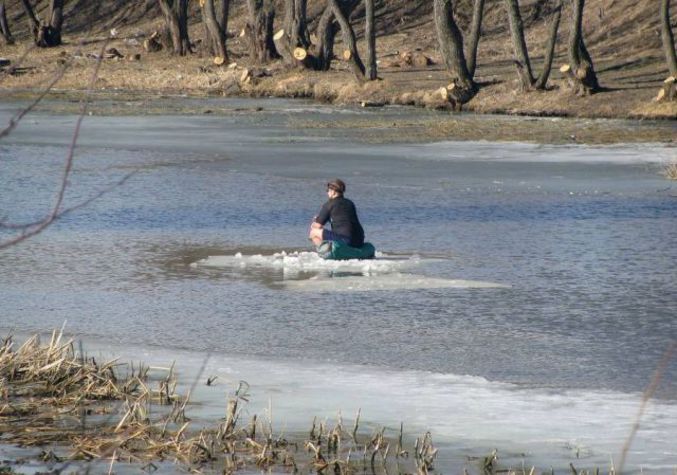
[2,0,676,105]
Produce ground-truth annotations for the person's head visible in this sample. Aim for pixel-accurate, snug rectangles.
[326,179,346,198]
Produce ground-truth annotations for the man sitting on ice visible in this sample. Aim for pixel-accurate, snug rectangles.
[309,179,365,250]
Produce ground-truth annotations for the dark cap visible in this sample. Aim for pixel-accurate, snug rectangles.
[327,179,346,194]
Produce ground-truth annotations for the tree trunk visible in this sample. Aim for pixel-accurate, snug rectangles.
[313,5,338,71]
[0,2,14,45]
[293,0,311,48]
[505,0,535,90]
[158,0,191,55]
[533,0,562,90]
[465,0,485,77]
[246,0,281,64]
[218,0,230,37]
[179,0,191,53]
[661,0,677,77]
[282,0,311,65]
[19,0,40,39]
[48,0,63,44]
[433,0,477,107]
[566,0,599,94]
[20,0,62,47]
[365,0,377,80]
[202,0,228,63]
[328,0,365,81]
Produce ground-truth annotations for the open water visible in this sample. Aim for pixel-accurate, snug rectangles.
[0,98,676,473]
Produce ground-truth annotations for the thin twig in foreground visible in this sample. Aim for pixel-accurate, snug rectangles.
[617,340,676,474]
[0,38,110,251]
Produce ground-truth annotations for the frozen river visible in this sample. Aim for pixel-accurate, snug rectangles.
[1,98,676,473]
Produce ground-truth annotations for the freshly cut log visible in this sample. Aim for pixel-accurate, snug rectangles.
[273,29,285,41]
[656,76,676,101]
[293,47,307,61]
[342,49,352,61]
[143,32,162,52]
[214,55,226,65]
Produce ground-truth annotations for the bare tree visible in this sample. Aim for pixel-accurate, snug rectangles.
[312,0,359,71]
[504,0,562,91]
[328,0,365,81]
[561,0,599,95]
[658,0,677,101]
[465,0,486,77]
[158,0,192,56]
[245,0,281,64]
[0,2,13,45]
[20,0,63,47]
[433,0,478,108]
[201,0,229,64]
[284,0,311,51]
[661,0,677,76]
[365,0,377,80]
[280,0,314,66]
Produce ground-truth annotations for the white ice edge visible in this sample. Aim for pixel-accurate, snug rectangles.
[192,251,426,273]
[413,141,677,164]
[87,341,677,472]
[191,252,510,290]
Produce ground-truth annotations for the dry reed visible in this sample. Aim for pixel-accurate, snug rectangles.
[0,330,437,474]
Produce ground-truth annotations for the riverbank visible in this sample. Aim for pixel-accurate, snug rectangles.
[1,0,676,122]
[1,38,676,122]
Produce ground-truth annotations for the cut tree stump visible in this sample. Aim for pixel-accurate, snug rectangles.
[213,56,226,66]
[655,77,676,102]
[105,48,124,59]
[342,50,352,61]
[293,47,307,61]
[143,32,162,53]
[273,29,285,41]
[559,63,594,96]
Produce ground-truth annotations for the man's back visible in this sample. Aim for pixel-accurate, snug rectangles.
[317,196,365,247]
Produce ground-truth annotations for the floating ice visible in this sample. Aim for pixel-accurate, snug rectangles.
[192,251,510,291]
[192,250,424,274]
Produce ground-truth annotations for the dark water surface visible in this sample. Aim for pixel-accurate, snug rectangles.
[1,98,676,472]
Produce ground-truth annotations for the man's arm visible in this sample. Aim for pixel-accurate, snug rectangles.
[315,201,331,226]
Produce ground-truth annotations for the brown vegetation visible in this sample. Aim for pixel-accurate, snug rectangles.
[0,0,675,119]
[1,330,445,474]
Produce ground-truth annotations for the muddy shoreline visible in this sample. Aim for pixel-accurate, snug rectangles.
[1,88,676,146]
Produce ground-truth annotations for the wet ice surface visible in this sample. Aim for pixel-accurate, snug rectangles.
[1,98,676,473]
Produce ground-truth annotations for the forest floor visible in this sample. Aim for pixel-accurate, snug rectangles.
[0,0,676,129]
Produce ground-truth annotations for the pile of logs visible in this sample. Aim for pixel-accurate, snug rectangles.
[379,50,434,69]
[239,67,271,84]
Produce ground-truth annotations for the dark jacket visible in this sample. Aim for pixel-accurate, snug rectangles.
[315,196,365,247]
